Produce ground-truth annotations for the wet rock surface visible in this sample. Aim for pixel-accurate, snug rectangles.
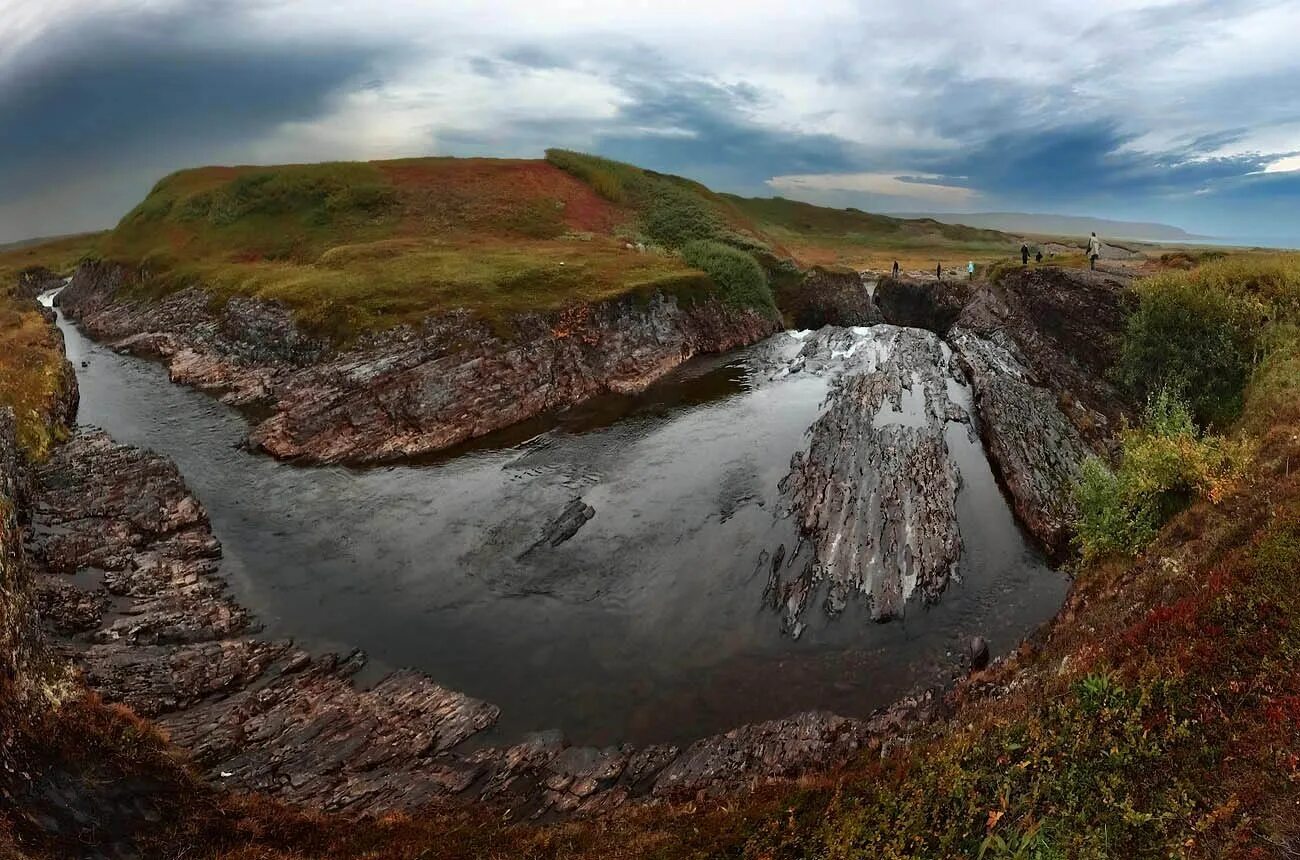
[865,267,1134,554]
[26,428,941,817]
[949,328,1093,555]
[57,261,780,465]
[767,327,969,629]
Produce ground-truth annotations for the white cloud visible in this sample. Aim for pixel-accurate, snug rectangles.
[1263,154,1300,174]
[767,172,978,204]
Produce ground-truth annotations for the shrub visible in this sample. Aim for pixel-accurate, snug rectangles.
[547,149,724,248]
[1074,389,1248,561]
[1115,274,1262,428]
[680,240,775,313]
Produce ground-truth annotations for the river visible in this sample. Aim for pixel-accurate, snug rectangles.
[48,297,1068,747]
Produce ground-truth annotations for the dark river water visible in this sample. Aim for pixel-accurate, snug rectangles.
[49,298,1068,747]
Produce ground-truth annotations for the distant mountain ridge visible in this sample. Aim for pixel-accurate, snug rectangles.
[890,211,1202,242]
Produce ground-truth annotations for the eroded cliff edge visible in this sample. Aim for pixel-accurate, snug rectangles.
[57,261,781,464]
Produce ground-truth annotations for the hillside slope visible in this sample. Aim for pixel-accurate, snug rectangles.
[726,195,1018,268]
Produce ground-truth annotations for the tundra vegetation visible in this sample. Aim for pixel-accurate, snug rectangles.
[4,185,1300,856]
[74,152,1025,342]
[0,234,98,458]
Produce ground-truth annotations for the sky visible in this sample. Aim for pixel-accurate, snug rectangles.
[2,0,1299,245]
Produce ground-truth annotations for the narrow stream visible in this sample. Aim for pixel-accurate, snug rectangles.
[49,297,1068,747]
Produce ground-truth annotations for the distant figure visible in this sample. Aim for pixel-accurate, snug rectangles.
[967,260,975,280]
[936,262,942,281]
[1021,243,1030,266]
[892,260,900,278]
[1035,250,1043,264]
[1086,232,1102,270]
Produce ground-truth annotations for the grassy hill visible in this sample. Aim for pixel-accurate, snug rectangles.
[91,151,1021,341]
[0,234,99,459]
[725,195,1018,268]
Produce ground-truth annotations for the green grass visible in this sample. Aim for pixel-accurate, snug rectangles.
[0,234,98,459]
[680,239,775,312]
[545,148,770,251]
[98,155,802,341]
[93,152,1027,342]
[724,195,1019,268]
[1074,389,1248,561]
[1116,253,1300,428]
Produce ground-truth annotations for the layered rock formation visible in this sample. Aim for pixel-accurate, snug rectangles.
[57,262,780,465]
[27,428,941,817]
[869,267,1135,555]
[953,266,1135,448]
[766,326,970,630]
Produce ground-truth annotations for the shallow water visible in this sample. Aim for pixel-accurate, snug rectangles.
[49,297,1068,747]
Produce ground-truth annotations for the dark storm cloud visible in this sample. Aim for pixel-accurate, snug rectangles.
[921,122,1270,203]
[0,44,380,200]
[593,77,856,191]
[4,1,1300,244]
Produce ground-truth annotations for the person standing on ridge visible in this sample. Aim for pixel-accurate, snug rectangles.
[1035,250,1043,264]
[1086,232,1102,270]
[936,262,942,281]
[967,260,975,280]
[892,260,900,279]
[1021,243,1030,266]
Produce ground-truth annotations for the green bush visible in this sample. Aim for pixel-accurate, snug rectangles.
[680,240,775,313]
[1116,274,1261,428]
[1074,389,1247,561]
[547,149,725,248]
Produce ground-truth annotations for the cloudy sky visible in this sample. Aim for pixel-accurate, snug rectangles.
[3,0,1299,244]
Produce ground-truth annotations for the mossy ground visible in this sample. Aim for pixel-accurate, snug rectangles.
[0,234,97,460]
[91,152,1035,342]
[10,192,1300,860]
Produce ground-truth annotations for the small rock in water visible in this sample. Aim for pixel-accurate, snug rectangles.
[968,636,990,671]
[81,361,89,367]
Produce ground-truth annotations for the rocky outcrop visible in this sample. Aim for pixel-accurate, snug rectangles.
[767,327,970,630]
[873,276,971,333]
[777,265,882,329]
[14,267,64,301]
[864,267,1135,554]
[57,261,780,464]
[953,267,1134,448]
[28,428,941,818]
[0,409,42,699]
[949,329,1091,556]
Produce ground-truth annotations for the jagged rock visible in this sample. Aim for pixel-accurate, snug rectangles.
[954,266,1135,447]
[25,427,950,819]
[159,663,502,812]
[58,261,780,464]
[522,498,595,556]
[873,276,971,333]
[82,639,292,717]
[651,711,870,798]
[949,328,1092,555]
[14,267,64,300]
[34,575,108,635]
[772,326,968,626]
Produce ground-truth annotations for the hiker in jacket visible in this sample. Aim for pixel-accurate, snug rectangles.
[1086,232,1102,270]
[1021,243,1030,266]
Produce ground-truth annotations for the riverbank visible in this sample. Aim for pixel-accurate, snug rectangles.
[12,233,1298,857]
